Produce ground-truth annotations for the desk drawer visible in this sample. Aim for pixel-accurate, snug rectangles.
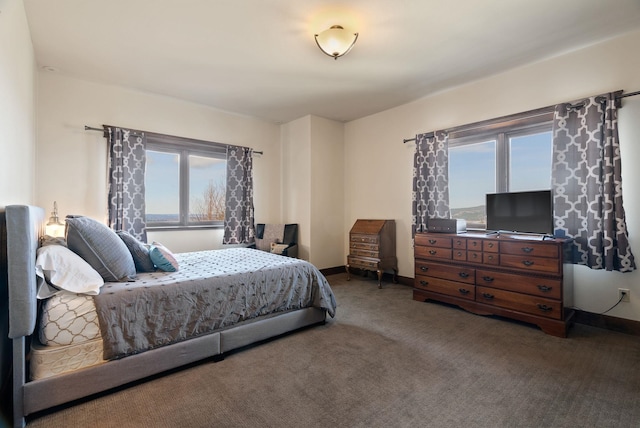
[348,256,380,270]
[351,234,379,244]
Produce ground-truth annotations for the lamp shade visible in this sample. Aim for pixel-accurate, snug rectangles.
[314,25,358,59]
[46,201,65,238]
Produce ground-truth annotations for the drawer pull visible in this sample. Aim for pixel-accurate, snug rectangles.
[482,293,494,300]
[419,280,429,286]
[537,304,553,313]
[420,266,429,272]
[481,276,494,282]
[471,253,478,259]
[428,239,437,244]
[472,241,478,247]
[458,272,469,279]
[487,255,494,260]
[458,288,470,295]
[521,247,534,253]
[487,243,494,248]
[537,285,553,292]
[522,260,535,267]
[429,250,437,255]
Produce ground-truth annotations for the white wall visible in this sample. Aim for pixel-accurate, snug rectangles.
[280,115,345,269]
[281,116,312,259]
[309,116,344,269]
[0,1,36,423]
[0,0,36,206]
[35,72,281,253]
[344,29,640,321]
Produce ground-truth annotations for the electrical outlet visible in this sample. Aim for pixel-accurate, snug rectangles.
[618,288,630,302]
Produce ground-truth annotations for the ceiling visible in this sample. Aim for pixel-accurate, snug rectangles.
[23,0,640,124]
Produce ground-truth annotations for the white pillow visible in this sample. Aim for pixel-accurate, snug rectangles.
[36,245,104,297]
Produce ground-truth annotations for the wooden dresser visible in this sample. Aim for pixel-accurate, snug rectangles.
[346,219,398,288]
[413,232,574,337]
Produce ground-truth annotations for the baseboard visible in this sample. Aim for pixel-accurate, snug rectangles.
[573,309,640,336]
[320,266,347,276]
[324,266,640,337]
[322,266,413,286]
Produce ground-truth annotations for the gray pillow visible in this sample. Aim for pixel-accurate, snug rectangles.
[116,230,156,272]
[65,215,136,282]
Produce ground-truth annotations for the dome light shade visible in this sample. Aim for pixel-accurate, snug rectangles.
[314,25,358,59]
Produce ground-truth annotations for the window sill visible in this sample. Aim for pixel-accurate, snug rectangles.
[146,224,223,232]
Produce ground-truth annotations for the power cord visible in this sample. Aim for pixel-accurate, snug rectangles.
[571,290,626,315]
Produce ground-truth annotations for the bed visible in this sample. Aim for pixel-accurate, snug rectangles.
[5,205,336,428]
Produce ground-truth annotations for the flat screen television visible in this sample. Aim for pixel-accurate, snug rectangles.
[486,190,554,235]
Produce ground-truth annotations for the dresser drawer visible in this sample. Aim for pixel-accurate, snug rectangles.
[476,269,562,299]
[452,237,467,249]
[415,275,475,300]
[483,240,499,253]
[500,254,561,275]
[453,249,467,261]
[415,261,475,284]
[500,241,558,258]
[415,234,452,248]
[467,251,482,263]
[476,286,562,319]
[347,256,380,270]
[351,234,379,244]
[483,253,499,265]
[467,239,483,251]
[415,246,453,260]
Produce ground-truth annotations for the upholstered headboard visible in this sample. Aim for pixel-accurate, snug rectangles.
[6,205,44,338]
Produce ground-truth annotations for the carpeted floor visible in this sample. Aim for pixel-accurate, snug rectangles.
[25,273,640,427]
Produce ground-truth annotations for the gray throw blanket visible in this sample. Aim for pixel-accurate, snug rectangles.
[93,248,336,360]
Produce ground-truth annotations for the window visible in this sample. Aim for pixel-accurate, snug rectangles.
[448,110,553,229]
[145,133,227,229]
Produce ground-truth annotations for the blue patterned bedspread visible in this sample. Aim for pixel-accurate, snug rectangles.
[93,248,336,359]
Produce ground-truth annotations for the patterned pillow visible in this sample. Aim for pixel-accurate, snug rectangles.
[149,242,179,272]
[65,216,137,282]
[116,230,156,272]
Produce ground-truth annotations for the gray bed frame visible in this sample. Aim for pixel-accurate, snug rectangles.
[5,205,327,428]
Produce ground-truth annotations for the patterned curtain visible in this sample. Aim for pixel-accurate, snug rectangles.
[223,145,255,244]
[106,126,147,242]
[412,131,450,237]
[552,92,635,272]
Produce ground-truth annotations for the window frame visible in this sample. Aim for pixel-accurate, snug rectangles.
[447,108,554,229]
[145,132,227,231]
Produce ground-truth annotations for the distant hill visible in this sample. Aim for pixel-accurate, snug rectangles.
[451,205,486,223]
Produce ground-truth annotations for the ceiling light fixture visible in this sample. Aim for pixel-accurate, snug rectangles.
[314,25,358,60]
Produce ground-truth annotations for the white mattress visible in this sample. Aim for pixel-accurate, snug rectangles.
[33,290,104,380]
[30,338,105,380]
[39,291,101,346]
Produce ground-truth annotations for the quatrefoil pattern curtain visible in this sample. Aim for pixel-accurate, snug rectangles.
[412,131,450,237]
[223,145,255,244]
[106,126,147,242]
[552,92,636,272]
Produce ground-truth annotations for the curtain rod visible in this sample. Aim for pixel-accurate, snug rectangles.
[403,89,640,144]
[84,125,264,155]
